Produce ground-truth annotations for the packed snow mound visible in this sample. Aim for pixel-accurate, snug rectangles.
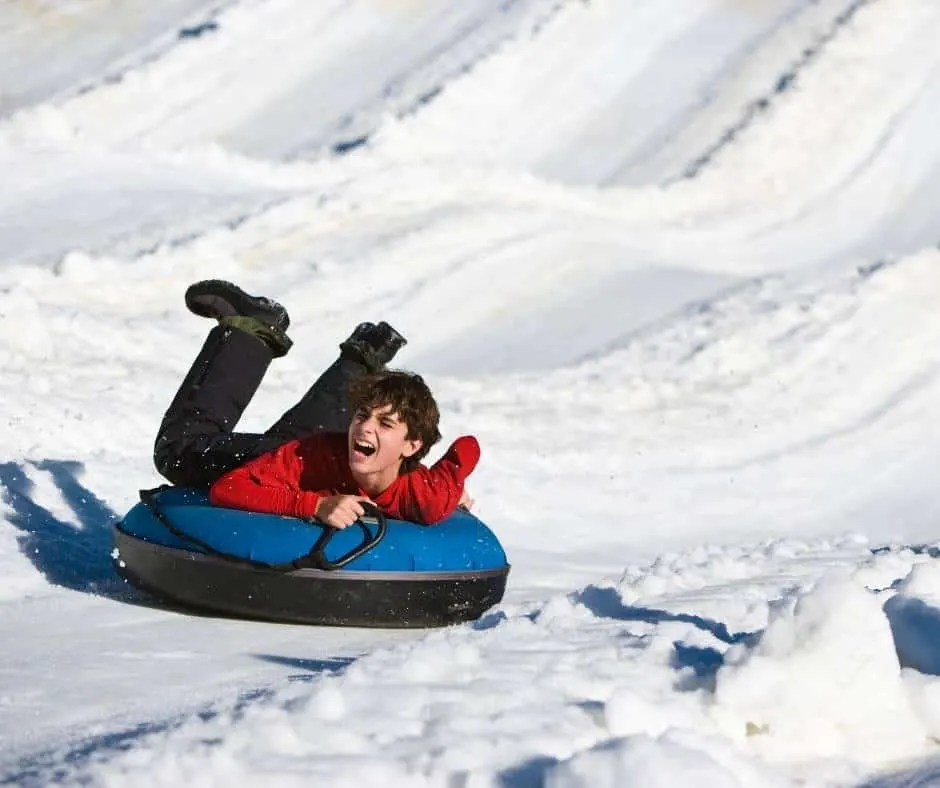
[544,731,771,788]
[714,577,928,765]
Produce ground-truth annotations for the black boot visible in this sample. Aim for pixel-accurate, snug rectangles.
[259,322,408,447]
[338,321,407,372]
[185,279,290,332]
[154,325,272,488]
[186,280,293,357]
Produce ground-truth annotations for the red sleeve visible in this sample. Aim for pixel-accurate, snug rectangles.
[385,436,481,525]
[209,434,339,519]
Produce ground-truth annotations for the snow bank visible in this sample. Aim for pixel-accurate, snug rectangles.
[545,731,780,788]
[714,576,928,765]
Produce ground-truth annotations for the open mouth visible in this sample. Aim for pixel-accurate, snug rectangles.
[353,439,376,457]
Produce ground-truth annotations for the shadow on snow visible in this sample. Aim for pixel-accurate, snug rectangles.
[856,757,940,788]
[0,653,359,786]
[883,594,940,676]
[0,716,186,788]
[251,653,357,683]
[0,458,131,598]
[575,585,761,688]
[497,755,560,788]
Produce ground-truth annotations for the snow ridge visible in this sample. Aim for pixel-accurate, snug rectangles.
[680,0,879,180]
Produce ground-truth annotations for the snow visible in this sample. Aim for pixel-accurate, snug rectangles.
[2,0,940,785]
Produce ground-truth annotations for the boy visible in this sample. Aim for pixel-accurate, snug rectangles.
[154,280,479,527]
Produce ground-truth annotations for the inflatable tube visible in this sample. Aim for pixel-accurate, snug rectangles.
[113,486,510,628]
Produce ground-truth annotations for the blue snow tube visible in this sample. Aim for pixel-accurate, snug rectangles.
[113,486,509,628]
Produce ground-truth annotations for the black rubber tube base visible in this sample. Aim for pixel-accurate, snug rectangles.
[113,526,509,628]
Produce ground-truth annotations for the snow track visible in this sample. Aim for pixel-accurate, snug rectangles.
[3,0,567,159]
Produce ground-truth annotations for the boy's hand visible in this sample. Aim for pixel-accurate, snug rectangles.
[458,488,474,511]
[315,495,372,529]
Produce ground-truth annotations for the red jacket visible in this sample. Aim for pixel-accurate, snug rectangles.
[209,432,480,525]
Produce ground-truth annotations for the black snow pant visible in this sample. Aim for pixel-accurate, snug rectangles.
[153,325,368,488]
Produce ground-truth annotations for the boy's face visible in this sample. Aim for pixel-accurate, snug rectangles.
[347,404,422,480]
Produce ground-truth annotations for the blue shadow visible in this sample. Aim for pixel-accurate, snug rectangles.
[1,684,274,787]
[252,653,357,683]
[671,642,727,691]
[497,755,560,788]
[672,642,725,677]
[883,595,940,676]
[575,585,759,646]
[472,610,509,631]
[855,757,940,788]
[0,716,183,787]
[575,585,760,689]
[0,459,125,597]
[178,20,218,39]
[0,652,361,785]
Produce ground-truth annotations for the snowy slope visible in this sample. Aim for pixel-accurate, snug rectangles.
[0,1,227,115]
[2,0,940,784]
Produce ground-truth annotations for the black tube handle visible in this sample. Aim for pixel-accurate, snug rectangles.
[308,502,388,570]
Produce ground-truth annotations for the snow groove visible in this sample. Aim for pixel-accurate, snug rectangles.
[679,0,880,180]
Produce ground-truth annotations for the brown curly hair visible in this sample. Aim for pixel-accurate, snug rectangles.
[348,370,442,472]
